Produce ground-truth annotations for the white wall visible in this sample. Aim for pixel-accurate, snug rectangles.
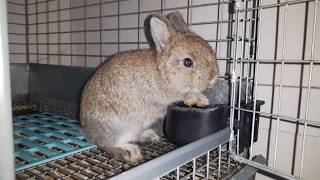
[24,0,231,72]
[253,0,320,179]
[7,0,26,63]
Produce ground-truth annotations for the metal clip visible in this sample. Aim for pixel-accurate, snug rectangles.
[233,120,240,129]
[231,72,237,83]
[234,0,241,10]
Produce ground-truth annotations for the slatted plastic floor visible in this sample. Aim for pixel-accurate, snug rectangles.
[14,112,96,171]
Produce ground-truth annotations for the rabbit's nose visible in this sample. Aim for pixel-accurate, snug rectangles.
[208,74,218,88]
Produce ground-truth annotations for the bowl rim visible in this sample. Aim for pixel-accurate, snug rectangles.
[168,101,228,113]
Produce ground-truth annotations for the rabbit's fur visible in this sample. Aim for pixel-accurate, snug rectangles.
[80,12,219,163]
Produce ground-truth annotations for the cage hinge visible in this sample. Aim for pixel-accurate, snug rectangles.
[250,44,256,57]
[228,1,235,14]
[233,119,240,129]
[234,0,241,9]
[231,72,237,83]
[229,0,241,14]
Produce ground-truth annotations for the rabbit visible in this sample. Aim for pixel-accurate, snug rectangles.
[80,11,219,163]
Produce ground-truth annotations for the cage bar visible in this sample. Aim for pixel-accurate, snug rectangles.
[230,154,301,180]
[229,0,241,154]
[0,0,15,179]
[273,0,289,167]
[248,0,261,160]
[206,151,210,179]
[110,128,230,180]
[299,0,319,177]
[192,158,196,179]
[239,0,315,12]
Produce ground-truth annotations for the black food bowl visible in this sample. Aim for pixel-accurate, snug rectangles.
[164,102,228,146]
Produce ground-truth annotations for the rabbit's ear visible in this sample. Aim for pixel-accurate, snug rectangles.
[166,12,188,32]
[150,16,172,52]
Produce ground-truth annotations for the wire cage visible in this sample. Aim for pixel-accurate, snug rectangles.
[1,0,320,179]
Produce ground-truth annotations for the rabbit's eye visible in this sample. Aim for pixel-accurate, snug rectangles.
[183,58,193,68]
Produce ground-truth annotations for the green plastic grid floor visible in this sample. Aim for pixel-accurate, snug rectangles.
[14,113,96,171]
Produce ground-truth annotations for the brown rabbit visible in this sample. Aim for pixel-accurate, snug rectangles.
[80,12,219,163]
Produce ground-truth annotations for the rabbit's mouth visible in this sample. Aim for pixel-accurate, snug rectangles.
[208,75,218,88]
[198,76,206,81]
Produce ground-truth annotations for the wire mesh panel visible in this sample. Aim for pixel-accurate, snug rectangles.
[13,102,235,180]
[160,145,238,180]
[7,0,27,64]
[15,143,238,180]
[22,0,234,72]
[15,142,175,179]
[228,0,320,179]
[10,0,245,179]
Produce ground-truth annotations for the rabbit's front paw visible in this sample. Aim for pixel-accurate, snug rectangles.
[195,94,209,107]
[184,96,198,107]
[184,92,209,107]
